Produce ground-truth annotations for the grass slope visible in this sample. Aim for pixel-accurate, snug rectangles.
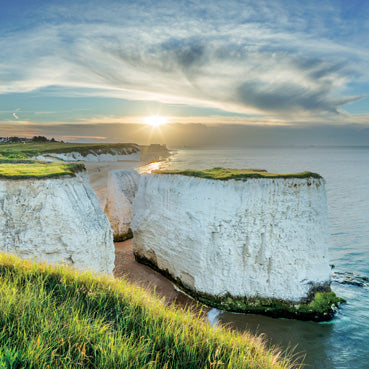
[0,162,85,179]
[0,254,299,369]
[0,142,139,179]
[0,142,139,159]
[153,167,322,180]
[0,142,140,179]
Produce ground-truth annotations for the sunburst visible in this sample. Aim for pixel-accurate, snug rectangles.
[143,115,168,127]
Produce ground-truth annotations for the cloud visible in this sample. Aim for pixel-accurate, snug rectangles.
[11,108,21,120]
[0,0,368,120]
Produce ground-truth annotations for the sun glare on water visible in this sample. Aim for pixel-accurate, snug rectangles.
[144,115,168,127]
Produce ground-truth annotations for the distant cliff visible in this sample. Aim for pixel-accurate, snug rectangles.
[35,145,140,162]
[0,173,115,274]
[139,144,170,163]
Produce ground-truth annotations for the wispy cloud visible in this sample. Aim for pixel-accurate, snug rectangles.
[12,108,20,120]
[0,0,368,122]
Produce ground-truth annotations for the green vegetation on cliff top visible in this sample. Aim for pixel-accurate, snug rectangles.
[0,254,298,369]
[0,142,139,179]
[153,167,322,180]
[0,162,85,179]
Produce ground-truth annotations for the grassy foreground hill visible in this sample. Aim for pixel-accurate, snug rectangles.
[0,254,299,368]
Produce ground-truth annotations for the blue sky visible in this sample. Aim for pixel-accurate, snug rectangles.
[0,0,368,143]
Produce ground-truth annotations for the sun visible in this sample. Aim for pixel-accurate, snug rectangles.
[143,115,168,127]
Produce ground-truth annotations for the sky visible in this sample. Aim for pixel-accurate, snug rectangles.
[0,0,369,145]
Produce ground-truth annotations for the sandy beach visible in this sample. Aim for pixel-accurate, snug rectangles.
[114,240,207,313]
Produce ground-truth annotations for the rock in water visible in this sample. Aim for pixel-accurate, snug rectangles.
[132,173,335,319]
[0,173,115,274]
[105,169,140,241]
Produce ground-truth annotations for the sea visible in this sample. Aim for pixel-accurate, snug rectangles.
[158,146,369,369]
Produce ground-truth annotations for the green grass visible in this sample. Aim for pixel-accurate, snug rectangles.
[153,167,322,180]
[0,162,85,179]
[0,142,139,159]
[0,254,299,369]
[0,142,139,179]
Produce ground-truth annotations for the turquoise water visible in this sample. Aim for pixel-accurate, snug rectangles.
[161,146,369,369]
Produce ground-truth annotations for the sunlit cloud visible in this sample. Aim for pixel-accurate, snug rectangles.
[11,108,21,120]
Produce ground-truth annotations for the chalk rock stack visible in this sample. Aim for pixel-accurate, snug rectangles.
[105,169,140,241]
[132,173,331,307]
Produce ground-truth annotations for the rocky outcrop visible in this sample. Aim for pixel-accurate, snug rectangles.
[0,173,115,274]
[140,144,170,163]
[132,173,335,319]
[105,170,140,241]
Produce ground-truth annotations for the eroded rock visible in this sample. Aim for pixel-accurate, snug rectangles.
[0,173,115,274]
[105,169,140,241]
[132,173,335,319]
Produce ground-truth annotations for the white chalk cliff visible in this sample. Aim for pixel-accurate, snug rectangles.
[0,173,115,274]
[35,148,140,162]
[132,174,331,303]
[105,169,140,240]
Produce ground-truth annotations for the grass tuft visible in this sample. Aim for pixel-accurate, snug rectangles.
[153,167,322,180]
[0,253,299,368]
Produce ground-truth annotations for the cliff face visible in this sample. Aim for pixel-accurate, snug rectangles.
[105,169,140,241]
[132,174,331,304]
[35,149,140,162]
[0,173,115,274]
